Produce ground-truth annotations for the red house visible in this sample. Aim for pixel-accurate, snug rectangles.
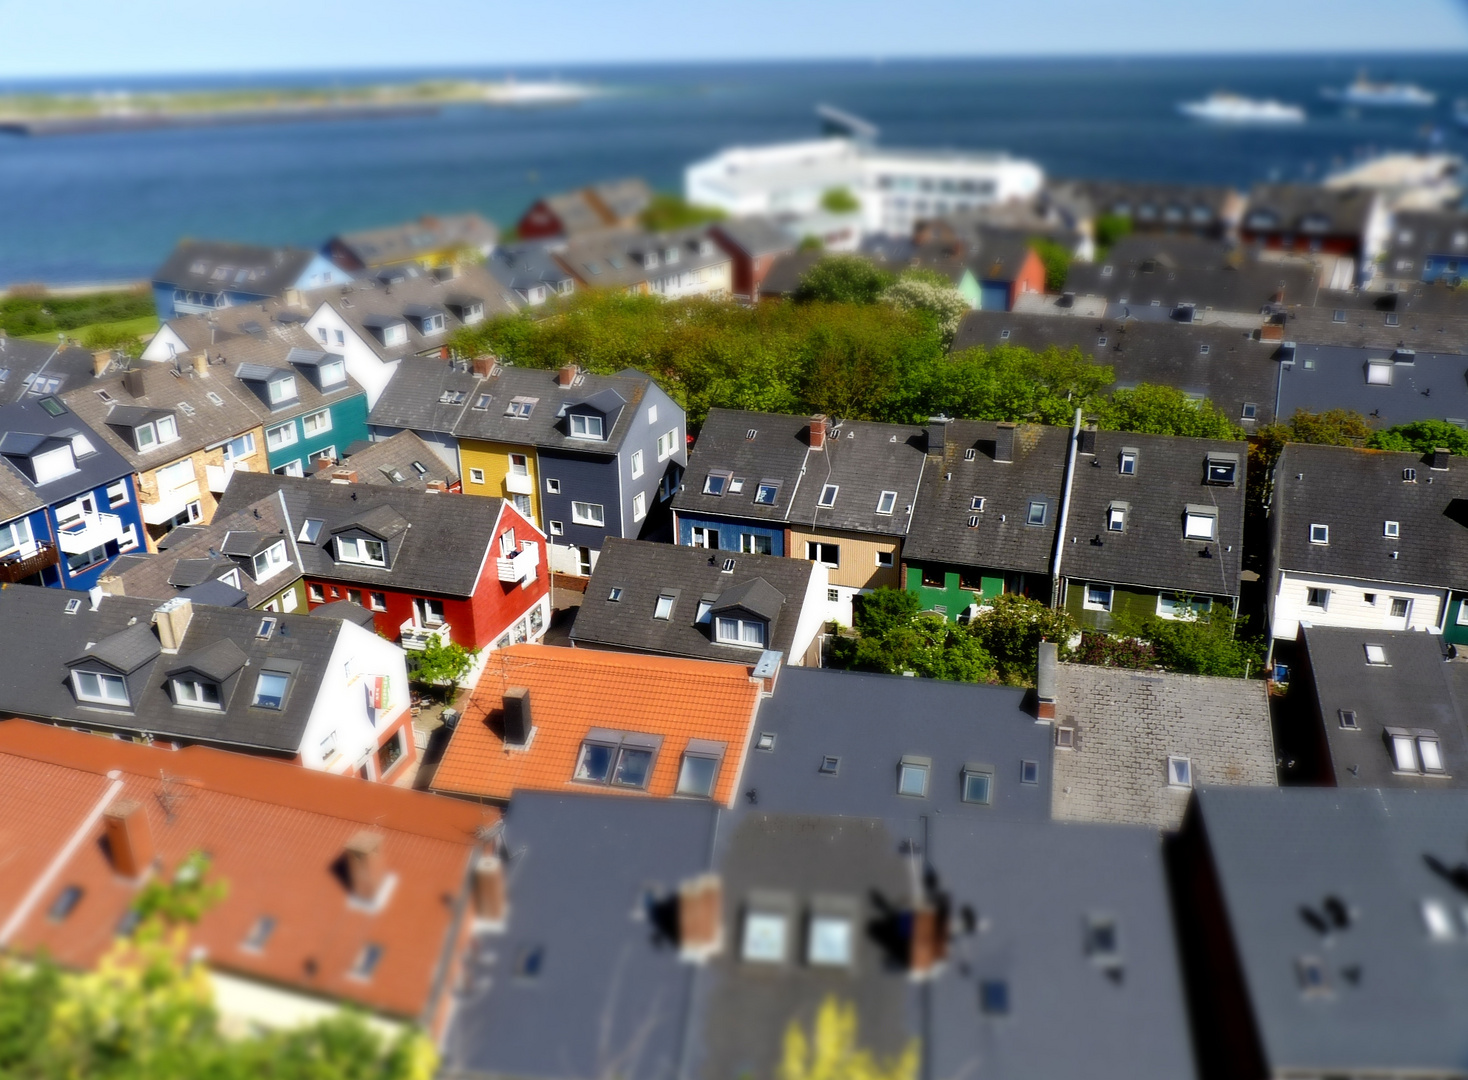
[1240,184,1381,260]
[711,218,796,301]
[216,473,551,653]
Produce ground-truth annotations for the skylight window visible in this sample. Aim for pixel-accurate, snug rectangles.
[654,594,675,620]
[1086,916,1120,962]
[1338,709,1358,729]
[1420,736,1445,773]
[728,477,744,494]
[252,670,289,710]
[608,587,623,602]
[1119,450,1137,475]
[807,915,854,966]
[1206,454,1238,485]
[741,912,787,963]
[1025,500,1047,526]
[1384,520,1400,538]
[241,915,276,952]
[505,396,537,418]
[897,757,930,797]
[1106,503,1126,532]
[980,980,1009,1015]
[349,943,383,980]
[1020,760,1039,785]
[472,393,493,410]
[703,471,731,496]
[297,519,324,544]
[1310,524,1329,545]
[1184,508,1217,541]
[1389,729,1419,772]
[819,755,840,775]
[1364,644,1388,665]
[817,484,839,508]
[962,765,993,805]
[48,885,83,922]
[970,496,985,511]
[1422,899,1456,941]
[258,617,278,641]
[756,732,776,751]
[754,481,779,505]
[875,490,898,515]
[675,749,720,799]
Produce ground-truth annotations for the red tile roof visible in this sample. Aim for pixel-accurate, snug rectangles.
[0,720,494,1021]
[430,645,763,806]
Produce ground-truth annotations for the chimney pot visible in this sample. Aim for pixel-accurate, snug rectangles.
[994,422,1017,463]
[152,597,193,652]
[471,853,507,928]
[808,414,828,450]
[329,468,359,484]
[344,830,385,902]
[1432,447,1451,470]
[908,905,946,975]
[104,799,154,879]
[678,873,723,961]
[1078,424,1097,456]
[1036,640,1058,720]
[191,351,209,378]
[91,349,113,377]
[502,686,532,746]
[313,455,335,472]
[558,364,578,387]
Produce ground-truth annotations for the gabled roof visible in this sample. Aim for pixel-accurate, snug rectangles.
[363,356,486,435]
[1187,786,1468,1074]
[330,212,498,268]
[0,396,133,505]
[1052,663,1275,828]
[318,265,517,363]
[951,309,1281,427]
[1242,184,1379,238]
[553,226,730,290]
[1045,176,1242,231]
[1273,443,1468,589]
[711,216,796,259]
[152,240,318,296]
[673,408,813,524]
[569,538,819,663]
[429,644,763,805]
[1278,340,1468,429]
[1064,235,1320,312]
[1382,210,1468,272]
[314,431,459,490]
[1063,429,1247,597]
[448,364,654,454]
[486,243,578,294]
[215,471,506,597]
[0,720,489,1020]
[0,587,351,753]
[1285,301,1468,350]
[0,336,112,407]
[904,419,1069,576]
[1297,626,1468,787]
[533,177,652,236]
[787,418,928,537]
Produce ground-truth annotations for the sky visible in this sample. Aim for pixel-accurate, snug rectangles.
[1,0,1466,79]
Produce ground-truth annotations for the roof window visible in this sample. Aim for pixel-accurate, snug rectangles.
[876,490,898,515]
[703,471,732,496]
[979,980,1009,1015]
[817,484,839,508]
[1310,523,1329,545]
[349,943,384,981]
[756,732,776,751]
[297,518,324,544]
[1021,759,1039,784]
[1119,449,1137,475]
[1085,916,1120,963]
[473,393,493,410]
[897,756,930,798]
[241,915,276,952]
[1106,502,1127,532]
[505,396,537,418]
[1422,898,1457,941]
[48,885,83,922]
[1025,500,1047,526]
[818,755,840,775]
[608,587,623,602]
[1404,468,1417,483]
[1184,506,1217,541]
[252,670,289,710]
[1384,520,1399,538]
[1296,956,1330,995]
[1366,359,1393,385]
[807,912,855,967]
[741,911,788,963]
[653,594,675,620]
[1338,708,1359,730]
[753,481,780,505]
[1205,453,1239,486]
[970,496,985,511]
[1364,643,1388,665]
[962,764,993,805]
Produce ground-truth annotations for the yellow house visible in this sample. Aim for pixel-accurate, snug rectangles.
[458,437,539,522]
[133,433,269,550]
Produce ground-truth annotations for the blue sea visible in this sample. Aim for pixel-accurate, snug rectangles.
[2,54,1467,286]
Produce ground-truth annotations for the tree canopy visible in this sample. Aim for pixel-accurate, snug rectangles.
[793,255,895,305]
[637,193,726,233]
[819,187,861,214]
[1028,237,1072,293]
[780,997,917,1080]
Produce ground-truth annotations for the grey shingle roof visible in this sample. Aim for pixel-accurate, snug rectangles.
[952,309,1281,427]
[314,431,458,489]
[1063,429,1248,597]
[0,396,133,509]
[1278,340,1468,429]
[152,240,317,296]
[0,336,111,407]
[673,409,813,525]
[329,212,498,268]
[1285,301,1468,350]
[1051,663,1275,828]
[1242,184,1378,239]
[1272,443,1468,590]
[1065,235,1320,312]
[317,265,517,364]
[0,586,343,753]
[1296,626,1468,787]
[904,420,1069,575]
[447,365,652,455]
[1382,210,1468,277]
[1045,177,1241,234]
[553,226,730,291]
[569,538,818,663]
[215,471,503,597]
[710,216,795,259]
[363,357,485,435]
[1185,786,1468,1075]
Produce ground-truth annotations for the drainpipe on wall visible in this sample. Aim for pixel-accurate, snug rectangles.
[1050,408,1082,609]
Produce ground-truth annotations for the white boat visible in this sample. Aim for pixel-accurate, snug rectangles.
[1322,74,1436,108]
[1178,92,1306,125]
[483,79,593,106]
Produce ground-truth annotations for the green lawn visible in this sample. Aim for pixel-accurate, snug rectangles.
[21,313,158,347]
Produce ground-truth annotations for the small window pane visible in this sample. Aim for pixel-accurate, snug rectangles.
[807,916,853,966]
[1391,734,1418,772]
[742,912,787,963]
[613,747,653,788]
[1419,738,1444,773]
[253,672,288,709]
[676,754,719,798]
[575,742,615,782]
[898,763,928,797]
[1026,501,1046,526]
[963,770,992,804]
[654,595,674,620]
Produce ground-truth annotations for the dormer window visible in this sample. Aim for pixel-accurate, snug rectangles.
[1106,502,1127,532]
[72,670,128,706]
[172,677,222,709]
[29,443,78,484]
[569,414,604,439]
[252,540,288,581]
[337,536,386,566]
[1119,449,1137,475]
[715,615,766,648]
[319,359,346,386]
[267,376,297,404]
[1206,453,1238,485]
[134,414,179,452]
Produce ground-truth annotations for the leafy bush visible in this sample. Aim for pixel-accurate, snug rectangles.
[793,255,895,305]
[1095,383,1241,440]
[0,290,154,337]
[1105,607,1265,678]
[1367,418,1468,455]
[880,274,970,347]
[408,637,478,693]
[966,593,1077,684]
[638,193,726,232]
[1093,213,1132,253]
[819,187,861,214]
[1029,237,1072,293]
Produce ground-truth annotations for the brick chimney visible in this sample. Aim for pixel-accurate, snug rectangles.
[314,455,336,472]
[1036,640,1058,720]
[471,853,507,929]
[1078,424,1097,456]
[122,367,150,399]
[994,422,1017,464]
[502,686,532,746]
[91,349,114,377]
[344,831,385,902]
[925,418,947,458]
[103,799,154,880]
[472,355,498,377]
[191,351,209,378]
[1432,447,1451,471]
[152,597,193,653]
[677,873,723,961]
[907,905,946,976]
[329,468,359,484]
[557,364,578,387]
[1260,323,1284,342]
[808,414,829,450]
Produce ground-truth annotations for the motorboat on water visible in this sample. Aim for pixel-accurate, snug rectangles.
[1322,74,1436,108]
[1178,92,1306,124]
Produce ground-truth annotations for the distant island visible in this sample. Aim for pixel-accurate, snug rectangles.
[0,78,595,135]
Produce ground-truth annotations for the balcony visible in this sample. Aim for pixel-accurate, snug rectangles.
[205,460,250,493]
[399,620,451,651]
[0,541,59,583]
[496,541,540,584]
[56,511,126,555]
[141,479,202,526]
[504,471,534,495]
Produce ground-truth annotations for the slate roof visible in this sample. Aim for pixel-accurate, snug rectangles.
[0,336,113,406]
[441,792,712,1080]
[1381,210,1468,278]
[1186,785,1468,1075]
[0,586,346,754]
[553,226,730,291]
[1283,301,1468,351]
[927,815,1197,1080]
[485,244,577,299]
[313,430,459,489]
[1272,443,1468,589]
[1064,235,1321,312]
[152,240,318,296]
[673,409,928,537]
[329,212,498,268]
[569,538,819,663]
[0,396,133,508]
[726,666,1053,839]
[1051,663,1275,828]
[1242,184,1379,239]
[0,721,489,1021]
[538,177,653,236]
[429,644,763,805]
[214,471,504,597]
[1045,177,1242,234]
[755,250,826,298]
[1063,428,1248,597]
[449,364,653,454]
[98,491,301,607]
[1277,340,1468,429]
[951,309,1282,427]
[710,216,795,258]
[363,356,487,435]
[318,265,517,363]
[1297,626,1468,788]
[904,419,1069,575]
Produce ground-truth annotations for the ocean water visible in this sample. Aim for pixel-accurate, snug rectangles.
[2,54,1467,286]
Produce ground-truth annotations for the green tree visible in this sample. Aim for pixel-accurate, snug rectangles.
[1096,384,1242,439]
[1108,607,1264,678]
[819,187,861,214]
[1029,237,1072,293]
[408,638,478,694]
[797,235,825,252]
[81,325,147,360]
[780,997,918,1080]
[793,256,894,306]
[1367,418,1468,455]
[0,289,154,338]
[638,193,727,232]
[1093,213,1132,254]
[827,589,994,682]
[966,593,1077,685]
[881,273,970,347]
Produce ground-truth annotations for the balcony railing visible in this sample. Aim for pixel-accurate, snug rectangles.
[504,471,534,495]
[496,541,540,584]
[399,620,451,651]
[0,541,58,583]
[141,479,202,526]
[56,511,126,555]
[205,460,250,493]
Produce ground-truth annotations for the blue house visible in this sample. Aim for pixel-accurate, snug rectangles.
[152,239,352,319]
[0,397,144,591]
[1383,211,1468,287]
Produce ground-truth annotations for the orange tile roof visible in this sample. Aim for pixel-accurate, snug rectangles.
[430,645,763,806]
[0,720,494,1021]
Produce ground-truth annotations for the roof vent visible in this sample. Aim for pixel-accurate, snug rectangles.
[502,686,533,747]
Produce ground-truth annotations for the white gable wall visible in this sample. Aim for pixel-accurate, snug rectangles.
[1271,569,1447,640]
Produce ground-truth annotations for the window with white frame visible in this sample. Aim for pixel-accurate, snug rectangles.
[703,471,732,496]
[875,490,898,515]
[572,502,605,527]
[568,413,604,439]
[307,446,335,465]
[1184,508,1217,541]
[173,677,221,709]
[1119,450,1137,475]
[545,478,561,494]
[806,541,839,567]
[1167,755,1192,788]
[267,376,297,404]
[817,484,839,508]
[1310,523,1329,545]
[337,536,386,566]
[73,670,128,706]
[632,491,646,521]
[252,540,288,580]
[221,432,255,461]
[630,449,644,478]
[1384,519,1400,538]
[715,615,766,648]
[1106,502,1126,532]
[0,517,33,555]
[654,594,675,620]
[754,481,779,505]
[266,421,298,451]
[1306,587,1330,609]
[647,404,658,425]
[657,429,678,460]
[1391,597,1412,620]
[302,409,331,436]
[1083,583,1113,611]
[469,468,485,484]
[106,480,129,508]
[1158,593,1211,620]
